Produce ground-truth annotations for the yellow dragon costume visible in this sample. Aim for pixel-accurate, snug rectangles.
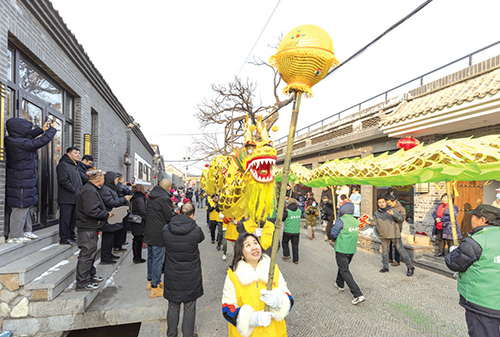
[201,115,277,249]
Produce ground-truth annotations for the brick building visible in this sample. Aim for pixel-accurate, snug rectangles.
[0,0,158,238]
[277,43,500,239]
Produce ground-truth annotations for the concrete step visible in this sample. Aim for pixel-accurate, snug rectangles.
[0,226,59,268]
[24,239,103,301]
[414,254,456,279]
[28,241,131,318]
[0,241,79,286]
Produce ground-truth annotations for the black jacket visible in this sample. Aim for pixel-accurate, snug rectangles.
[75,181,109,231]
[144,185,174,246]
[162,214,204,302]
[77,161,92,184]
[446,225,500,318]
[116,182,133,198]
[98,172,128,232]
[5,118,56,208]
[57,154,83,204]
[320,188,335,218]
[130,190,147,236]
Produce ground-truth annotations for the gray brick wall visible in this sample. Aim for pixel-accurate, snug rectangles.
[0,0,153,237]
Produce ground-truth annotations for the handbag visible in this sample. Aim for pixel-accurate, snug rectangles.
[128,200,143,224]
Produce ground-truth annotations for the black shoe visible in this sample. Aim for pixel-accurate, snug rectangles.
[76,283,99,291]
[379,268,389,273]
[407,267,415,277]
[111,254,120,259]
[91,276,104,283]
[133,258,146,264]
[60,240,74,245]
[434,253,445,257]
[211,240,215,244]
[101,260,117,265]
[216,244,222,251]
[113,248,127,252]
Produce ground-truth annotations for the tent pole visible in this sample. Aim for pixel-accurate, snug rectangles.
[446,181,459,246]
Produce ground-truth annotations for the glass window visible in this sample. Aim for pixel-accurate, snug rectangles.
[21,99,42,128]
[5,87,14,120]
[65,93,74,119]
[19,58,62,112]
[65,122,73,148]
[139,162,143,179]
[7,48,13,82]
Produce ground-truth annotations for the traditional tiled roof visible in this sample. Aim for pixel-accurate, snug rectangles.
[380,67,500,127]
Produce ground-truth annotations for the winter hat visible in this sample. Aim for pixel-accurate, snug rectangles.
[183,198,191,204]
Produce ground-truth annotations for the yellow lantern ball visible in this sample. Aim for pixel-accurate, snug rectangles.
[269,24,339,97]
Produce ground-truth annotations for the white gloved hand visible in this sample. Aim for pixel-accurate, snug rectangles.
[249,311,274,327]
[449,246,458,253]
[260,289,282,309]
[254,228,263,237]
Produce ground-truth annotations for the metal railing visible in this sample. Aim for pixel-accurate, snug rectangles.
[275,39,500,145]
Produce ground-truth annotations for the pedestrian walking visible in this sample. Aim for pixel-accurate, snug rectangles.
[366,195,415,276]
[222,233,294,337]
[329,202,365,305]
[445,204,500,337]
[282,198,301,264]
[75,169,112,291]
[432,194,461,256]
[162,203,204,337]
[130,184,147,264]
[305,201,319,240]
[207,195,220,245]
[56,147,83,244]
[5,118,57,243]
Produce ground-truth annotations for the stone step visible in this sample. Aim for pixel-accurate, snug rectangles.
[28,241,132,319]
[0,241,79,286]
[414,255,456,279]
[0,226,59,268]
[24,238,103,301]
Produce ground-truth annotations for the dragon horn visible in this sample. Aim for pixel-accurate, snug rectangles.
[256,115,270,143]
[244,115,252,144]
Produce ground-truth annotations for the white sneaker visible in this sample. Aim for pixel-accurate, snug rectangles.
[222,254,227,261]
[352,296,366,305]
[334,283,345,292]
[7,237,30,244]
[24,232,38,240]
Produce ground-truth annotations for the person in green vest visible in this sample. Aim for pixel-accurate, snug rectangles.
[282,199,302,264]
[445,204,500,337]
[329,202,365,305]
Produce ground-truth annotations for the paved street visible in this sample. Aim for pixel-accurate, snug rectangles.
[193,210,468,337]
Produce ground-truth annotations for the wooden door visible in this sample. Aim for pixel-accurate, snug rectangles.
[455,181,483,238]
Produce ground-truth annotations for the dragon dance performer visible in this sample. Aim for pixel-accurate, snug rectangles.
[222,233,293,337]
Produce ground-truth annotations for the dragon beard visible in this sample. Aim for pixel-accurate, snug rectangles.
[245,178,275,223]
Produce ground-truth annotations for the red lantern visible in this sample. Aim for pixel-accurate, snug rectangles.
[205,164,209,167]
[397,136,419,151]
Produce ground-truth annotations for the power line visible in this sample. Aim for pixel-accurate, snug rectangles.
[324,0,434,79]
[236,0,281,78]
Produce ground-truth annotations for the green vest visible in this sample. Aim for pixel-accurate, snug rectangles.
[335,214,359,254]
[284,208,302,234]
[457,226,500,310]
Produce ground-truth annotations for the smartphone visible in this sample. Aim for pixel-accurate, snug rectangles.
[45,116,53,124]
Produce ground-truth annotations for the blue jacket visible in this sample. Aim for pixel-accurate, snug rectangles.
[5,118,56,208]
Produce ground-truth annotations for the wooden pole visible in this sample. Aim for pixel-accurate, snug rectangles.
[265,92,302,311]
[446,181,459,246]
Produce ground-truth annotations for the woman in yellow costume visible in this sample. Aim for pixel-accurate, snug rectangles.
[222,233,293,337]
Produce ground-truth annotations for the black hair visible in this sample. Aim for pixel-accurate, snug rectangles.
[66,146,80,153]
[352,186,360,192]
[116,173,123,179]
[230,233,267,271]
[441,193,455,203]
[340,194,347,200]
[377,195,388,202]
[82,155,94,162]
